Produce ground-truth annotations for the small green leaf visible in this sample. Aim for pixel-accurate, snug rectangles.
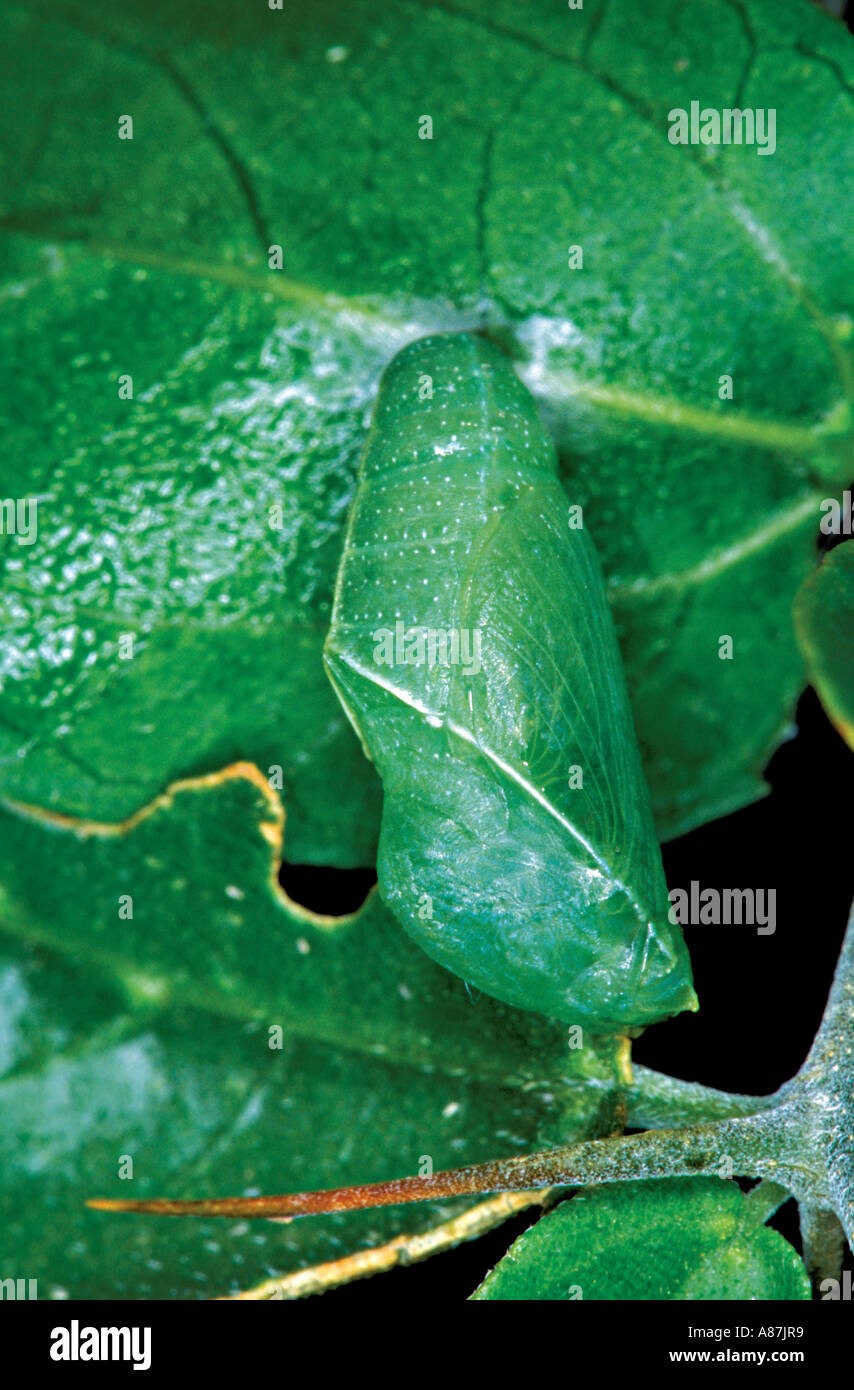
[794,542,854,749]
[326,334,695,1030]
[472,1179,811,1301]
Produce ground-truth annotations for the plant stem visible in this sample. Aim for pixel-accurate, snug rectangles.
[86,1101,820,1220]
[798,1204,846,1297]
[626,1066,772,1128]
[742,1180,792,1228]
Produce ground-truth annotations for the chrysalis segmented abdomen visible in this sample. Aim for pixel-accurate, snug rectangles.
[325,333,695,1031]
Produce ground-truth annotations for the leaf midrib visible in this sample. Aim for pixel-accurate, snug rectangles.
[3,224,845,460]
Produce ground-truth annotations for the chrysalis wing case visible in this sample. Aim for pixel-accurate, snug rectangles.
[325,333,696,1032]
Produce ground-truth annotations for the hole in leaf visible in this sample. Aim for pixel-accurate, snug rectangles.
[278,861,377,916]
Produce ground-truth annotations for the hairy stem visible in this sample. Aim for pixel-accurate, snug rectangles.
[626,1065,772,1128]
[88,1106,808,1220]
[742,1180,792,1227]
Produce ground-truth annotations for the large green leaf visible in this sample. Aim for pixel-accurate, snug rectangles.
[472,1180,811,1300]
[794,541,854,748]
[1,0,852,863]
[0,938,586,1300]
[0,770,627,1298]
[325,333,694,1029]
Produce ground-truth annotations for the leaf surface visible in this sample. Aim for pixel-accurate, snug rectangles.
[0,939,568,1300]
[2,0,853,857]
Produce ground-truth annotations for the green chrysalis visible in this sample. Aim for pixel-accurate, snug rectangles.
[324,333,696,1032]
